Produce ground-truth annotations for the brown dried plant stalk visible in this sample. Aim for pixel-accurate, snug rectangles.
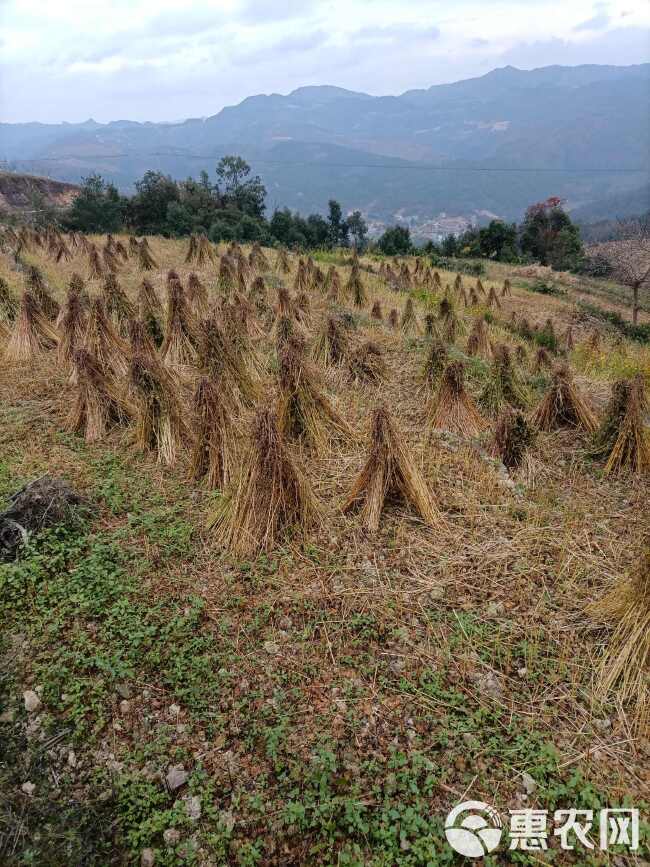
[428,361,486,437]
[532,364,597,432]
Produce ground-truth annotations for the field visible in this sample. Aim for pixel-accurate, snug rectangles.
[0,231,648,866]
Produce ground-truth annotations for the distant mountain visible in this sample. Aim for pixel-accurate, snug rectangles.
[1,63,648,228]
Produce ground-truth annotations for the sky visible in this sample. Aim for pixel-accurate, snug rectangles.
[0,0,649,124]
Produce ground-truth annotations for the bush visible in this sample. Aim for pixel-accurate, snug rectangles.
[528,280,566,297]
[577,301,650,343]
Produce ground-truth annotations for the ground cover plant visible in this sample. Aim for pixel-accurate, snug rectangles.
[0,226,649,865]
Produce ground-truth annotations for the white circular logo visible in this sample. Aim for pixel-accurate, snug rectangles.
[445,800,503,858]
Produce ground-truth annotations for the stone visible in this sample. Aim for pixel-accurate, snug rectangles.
[169,704,181,716]
[521,772,537,795]
[119,700,131,714]
[185,795,202,821]
[23,690,41,713]
[166,764,188,791]
[140,848,155,866]
[0,708,15,723]
[263,641,280,655]
[21,781,36,796]
[163,828,180,846]
[67,750,77,768]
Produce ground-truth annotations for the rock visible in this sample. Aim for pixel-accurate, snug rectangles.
[169,704,181,716]
[263,641,280,655]
[119,700,131,715]
[140,848,155,866]
[67,750,77,768]
[116,683,132,700]
[521,772,537,794]
[163,828,180,846]
[0,477,89,562]
[23,690,41,713]
[21,781,35,796]
[0,708,15,723]
[166,764,188,791]
[185,795,202,821]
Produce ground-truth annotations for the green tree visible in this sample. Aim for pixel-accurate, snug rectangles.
[327,199,349,247]
[520,197,583,270]
[347,210,368,250]
[378,225,412,256]
[64,174,125,233]
[478,220,518,261]
[216,156,266,219]
[128,171,180,235]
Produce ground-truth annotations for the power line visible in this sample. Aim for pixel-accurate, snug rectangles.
[5,154,647,174]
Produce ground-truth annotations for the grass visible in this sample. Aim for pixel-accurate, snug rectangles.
[0,233,648,864]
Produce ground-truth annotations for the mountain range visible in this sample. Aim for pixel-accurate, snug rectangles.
[1,63,649,232]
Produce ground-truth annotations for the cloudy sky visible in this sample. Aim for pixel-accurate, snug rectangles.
[1,0,649,124]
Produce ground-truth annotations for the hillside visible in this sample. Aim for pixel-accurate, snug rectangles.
[2,63,648,227]
[0,171,80,213]
[0,229,649,863]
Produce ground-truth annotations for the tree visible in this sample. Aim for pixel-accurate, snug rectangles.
[216,156,266,219]
[377,225,412,256]
[327,200,348,247]
[478,220,518,261]
[520,197,583,270]
[347,210,368,251]
[594,217,650,325]
[64,174,125,233]
[128,171,180,235]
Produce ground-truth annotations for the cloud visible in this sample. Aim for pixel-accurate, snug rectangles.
[574,12,610,30]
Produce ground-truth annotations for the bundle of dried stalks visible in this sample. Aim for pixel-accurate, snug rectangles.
[0,276,18,323]
[218,256,237,295]
[479,344,530,415]
[476,278,485,296]
[190,376,237,488]
[515,344,528,365]
[102,273,135,335]
[276,247,291,273]
[347,267,366,308]
[468,286,479,307]
[129,236,141,255]
[196,234,214,267]
[138,241,158,271]
[161,280,198,369]
[532,364,597,432]
[454,274,463,293]
[424,314,439,338]
[349,341,386,385]
[114,240,129,261]
[209,407,320,556]
[25,266,59,320]
[501,278,512,297]
[343,404,442,532]
[277,341,353,450]
[197,316,260,406]
[4,291,59,362]
[401,298,418,335]
[67,348,132,442]
[428,361,486,436]
[487,285,501,309]
[128,351,191,465]
[138,279,164,347]
[492,406,536,469]
[587,549,650,732]
[58,286,87,369]
[438,297,464,343]
[388,309,399,329]
[313,316,347,367]
[466,317,492,359]
[325,267,342,302]
[421,338,448,386]
[83,298,130,377]
[250,242,269,272]
[185,234,198,263]
[590,375,650,475]
[295,291,311,324]
[294,260,309,294]
[371,301,383,322]
[564,325,575,351]
[187,272,209,318]
[533,346,553,373]
[102,244,121,273]
[128,318,159,361]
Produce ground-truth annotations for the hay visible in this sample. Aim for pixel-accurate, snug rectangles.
[277,342,354,450]
[492,407,536,469]
[138,280,164,347]
[532,364,597,432]
[128,318,159,361]
[421,338,448,386]
[58,287,87,369]
[501,278,512,298]
[487,285,501,309]
[590,375,650,475]
[187,272,209,318]
[4,291,59,362]
[87,244,104,279]
[325,266,342,302]
[209,407,320,556]
[347,267,366,308]
[102,273,135,335]
[371,300,383,322]
[276,247,291,273]
[533,346,553,373]
[197,316,260,406]
[67,348,132,442]
[25,266,59,320]
[342,404,443,532]
[83,298,130,377]
[479,344,530,415]
[587,549,650,732]
[312,316,347,367]
[349,341,386,385]
[190,376,237,489]
[128,352,191,465]
[428,361,486,437]
[401,298,418,335]
[0,277,18,323]
[138,240,158,271]
[160,279,199,370]
[388,309,399,330]
[466,317,492,359]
